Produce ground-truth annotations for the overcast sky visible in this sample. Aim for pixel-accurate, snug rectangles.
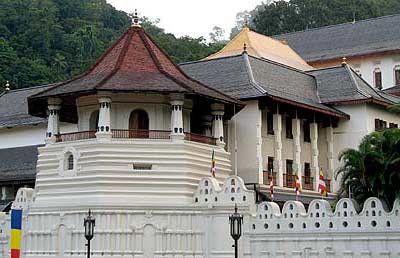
[106,0,264,40]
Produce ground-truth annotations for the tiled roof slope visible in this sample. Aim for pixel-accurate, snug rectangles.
[309,65,399,105]
[181,53,346,117]
[384,85,400,97]
[0,145,39,182]
[206,27,313,71]
[275,15,400,62]
[0,85,51,128]
[31,26,238,104]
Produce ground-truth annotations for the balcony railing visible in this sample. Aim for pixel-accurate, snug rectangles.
[54,129,217,146]
[302,176,314,190]
[263,171,277,185]
[111,129,170,139]
[184,133,217,146]
[283,174,296,188]
[56,131,96,142]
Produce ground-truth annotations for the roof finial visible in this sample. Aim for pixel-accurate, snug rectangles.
[5,80,10,93]
[130,9,141,28]
[243,42,247,53]
[244,17,249,29]
[342,57,347,66]
[281,38,288,45]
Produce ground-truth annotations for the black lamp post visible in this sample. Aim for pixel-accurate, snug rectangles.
[229,204,243,258]
[84,209,95,258]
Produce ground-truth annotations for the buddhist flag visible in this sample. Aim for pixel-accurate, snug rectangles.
[295,174,302,196]
[318,169,328,197]
[210,150,216,177]
[269,177,274,201]
[11,209,23,258]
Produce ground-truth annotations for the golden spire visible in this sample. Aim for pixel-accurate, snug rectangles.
[281,38,288,45]
[130,9,141,28]
[5,80,10,93]
[342,57,347,66]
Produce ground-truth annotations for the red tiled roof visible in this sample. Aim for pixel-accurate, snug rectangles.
[31,26,239,104]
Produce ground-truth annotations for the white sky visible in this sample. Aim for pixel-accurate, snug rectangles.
[106,0,263,40]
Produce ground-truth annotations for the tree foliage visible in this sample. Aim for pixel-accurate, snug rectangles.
[250,0,400,36]
[0,0,223,91]
[335,129,400,209]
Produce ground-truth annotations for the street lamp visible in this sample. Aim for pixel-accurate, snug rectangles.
[229,204,243,258]
[84,209,95,258]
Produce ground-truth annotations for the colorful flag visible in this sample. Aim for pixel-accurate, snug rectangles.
[269,176,274,201]
[11,209,22,258]
[295,175,302,196]
[318,169,328,197]
[210,150,216,177]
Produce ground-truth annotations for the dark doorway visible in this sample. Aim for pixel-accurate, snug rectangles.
[129,110,149,138]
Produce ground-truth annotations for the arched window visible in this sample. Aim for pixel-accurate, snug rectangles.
[129,109,149,138]
[374,68,382,90]
[89,110,99,131]
[67,153,74,170]
[394,66,400,85]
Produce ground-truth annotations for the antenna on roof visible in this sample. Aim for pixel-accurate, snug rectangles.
[352,11,356,24]
[5,80,10,93]
[129,9,141,28]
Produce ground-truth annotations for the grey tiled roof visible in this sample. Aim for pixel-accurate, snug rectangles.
[309,65,398,104]
[275,15,400,62]
[384,85,400,97]
[0,85,52,128]
[181,54,346,117]
[0,145,39,182]
[180,55,264,99]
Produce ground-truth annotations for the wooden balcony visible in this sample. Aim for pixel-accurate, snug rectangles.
[56,131,96,142]
[111,129,170,139]
[184,133,217,145]
[55,130,217,146]
[302,176,314,190]
[263,171,277,185]
[283,174,296,188]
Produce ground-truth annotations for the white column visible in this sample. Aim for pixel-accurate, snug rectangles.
[170,94,185,140]
[45,98,61,144]
[310,122,319,190]
[273,112,283,187]
[96,96,112,140]
[211,103,225,147]
[326,125,334,192]
[292,117,302,185]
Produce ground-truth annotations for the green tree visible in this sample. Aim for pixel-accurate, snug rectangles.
[335,129,400,209]
[250,0,400,36]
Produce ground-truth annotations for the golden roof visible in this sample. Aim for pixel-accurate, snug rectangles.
[205,27,314,71]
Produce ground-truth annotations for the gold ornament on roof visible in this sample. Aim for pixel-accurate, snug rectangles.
[281,38,288,45]
[5,80,10,93]
[130,9,141,28]
[342,57,347,66]
[243,42,247,53]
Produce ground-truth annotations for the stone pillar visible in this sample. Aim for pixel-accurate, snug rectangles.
[326,125,334,192]
[211,103,225,147]
[170,94,185,140]
[96,97,112,140]
[292,117,302,185]
[273,113,283,187]
[201,115,213,137]
[310,122,319,190]
[46,98,61,144]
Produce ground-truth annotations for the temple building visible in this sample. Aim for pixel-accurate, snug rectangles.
[275,14,400,91]
[181,25,400,202]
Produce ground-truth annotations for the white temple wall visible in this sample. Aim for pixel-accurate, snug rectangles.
[348,54,400,90]
[366,104,400,132]
[0,123,76,149]
[231,100,262,184]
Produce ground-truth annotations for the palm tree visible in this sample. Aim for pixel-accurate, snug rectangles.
[335,129,400,209]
